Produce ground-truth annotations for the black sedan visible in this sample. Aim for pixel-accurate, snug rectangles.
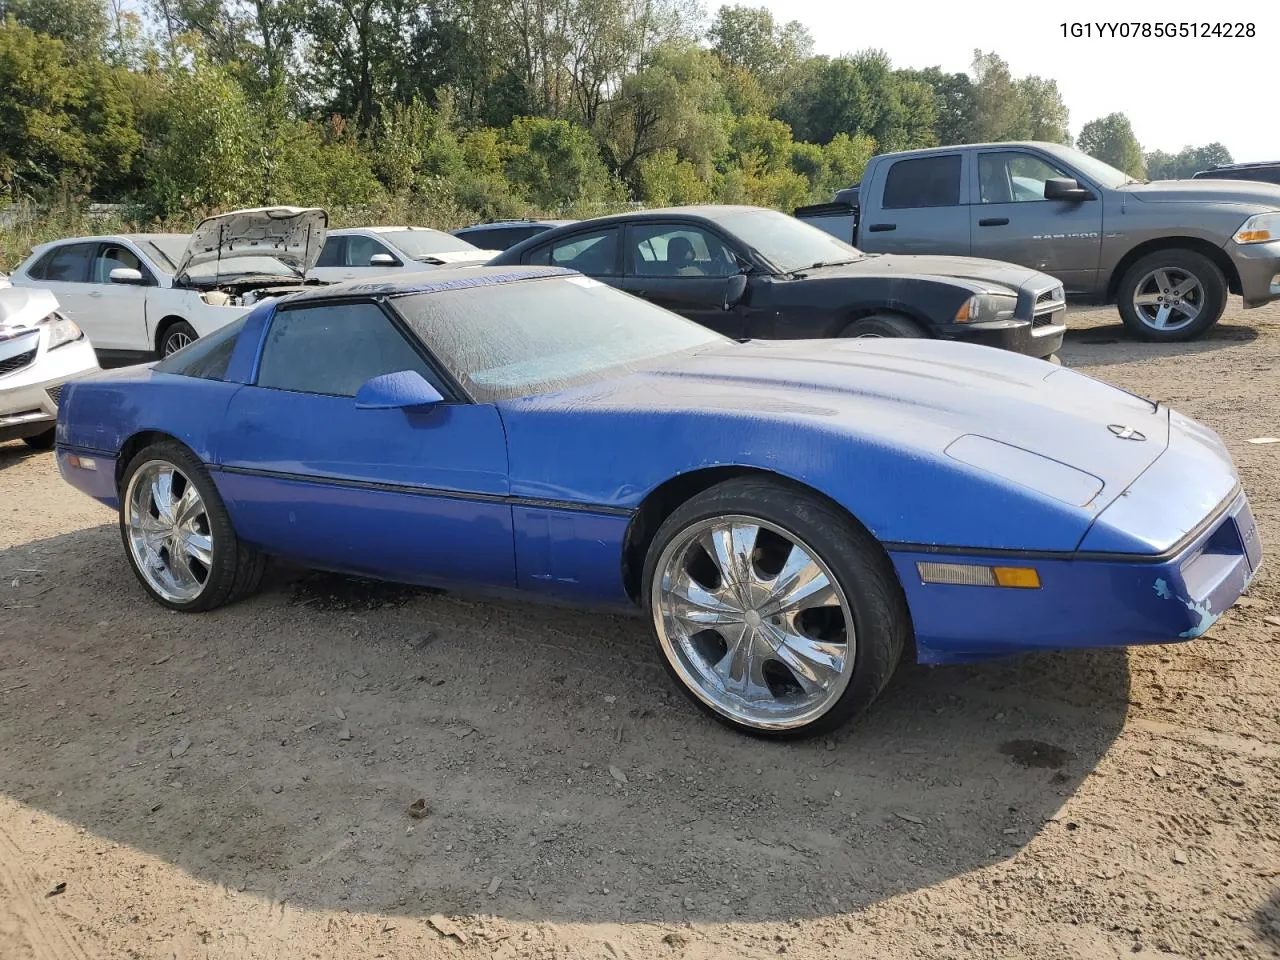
[488,205,1066,358]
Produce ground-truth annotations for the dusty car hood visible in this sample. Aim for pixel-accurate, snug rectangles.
[541,337,1168,503]
[1124,179,1280,208]
[0,286,58,334]
[812,254,1052,293]
[177,207,328,278]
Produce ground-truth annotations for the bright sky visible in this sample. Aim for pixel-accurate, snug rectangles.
[748,0,1277,163]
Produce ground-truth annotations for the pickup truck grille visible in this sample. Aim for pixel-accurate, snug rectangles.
[0,346,37,377]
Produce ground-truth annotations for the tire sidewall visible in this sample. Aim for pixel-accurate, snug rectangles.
[841,313,924,339]
[1117,251,1226,342]
[160,321,198,358]
[641,478,908,738]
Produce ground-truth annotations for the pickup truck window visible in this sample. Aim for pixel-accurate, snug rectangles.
[883,155,962,209]
[978,152,1070,203]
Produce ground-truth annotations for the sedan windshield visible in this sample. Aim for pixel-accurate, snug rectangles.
[383,229,482,258]
[393,275,726,401]
[715,208,864,274]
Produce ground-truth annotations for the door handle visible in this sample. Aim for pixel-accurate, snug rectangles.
[978,217,1010,227]
[867,223,896,232]
[633,289,648,297]
[88,290,103,298]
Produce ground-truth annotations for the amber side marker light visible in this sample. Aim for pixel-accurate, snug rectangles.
[916,561,1041,589]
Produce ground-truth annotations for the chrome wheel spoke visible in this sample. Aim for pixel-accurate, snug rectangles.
[769,627,846,694]
[180,530,213,567]
[1152,304,1173,328]
[700,522,760,591]
[151,469,176,523]
[712,627,768,698]
[761,546,838,615]
[173,483,203,528]
[669,571,741,626]
[1170,276,1198,298]
[1133,293,1162,306]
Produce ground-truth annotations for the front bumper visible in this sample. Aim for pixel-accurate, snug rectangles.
[892,489,1260,665]
[936,315,1065,359]
[0,339,100,443]
[1228,238,1280,308]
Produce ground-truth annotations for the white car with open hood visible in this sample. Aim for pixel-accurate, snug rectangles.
[8,207,328,360]
[1,286,99,449]
[309,226,496,282]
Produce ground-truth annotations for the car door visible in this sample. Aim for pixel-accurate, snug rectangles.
[521,225,623,289]
[969,148,1104,294]
[620,221,745,337]
[23,242,99,335]
[859,152,972,255]
[213,298,515,587]
[87,241,158,352]
[309,234,404,281]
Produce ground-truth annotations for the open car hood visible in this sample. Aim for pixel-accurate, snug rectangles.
[176,207,328,279]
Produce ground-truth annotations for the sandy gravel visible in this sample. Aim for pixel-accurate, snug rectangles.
[1,299,1279,960]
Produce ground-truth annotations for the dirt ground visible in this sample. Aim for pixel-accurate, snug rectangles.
[2,300,1279,960]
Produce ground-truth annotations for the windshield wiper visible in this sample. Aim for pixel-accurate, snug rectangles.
[790,258,862,275]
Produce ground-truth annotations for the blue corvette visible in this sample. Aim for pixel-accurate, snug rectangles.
[55,266,1262,737]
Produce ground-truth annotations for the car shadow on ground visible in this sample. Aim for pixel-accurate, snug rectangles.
[0,524,1132,925]
[1060,320,1259,369]
[0,439,49,471]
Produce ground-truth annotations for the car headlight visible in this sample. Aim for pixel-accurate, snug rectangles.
[954,293,1018,323]
[43,311,84,350]
[1232,212,1280,244]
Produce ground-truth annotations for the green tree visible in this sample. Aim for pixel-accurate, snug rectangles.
[1145,142,1233,180]
[502,115,620,210]
[0,18,139,199]
[3,0,109,58]
[1078,112,1145,178]
[707,4,812,102]
[899,67,975,145]
[1017,75,1070,143]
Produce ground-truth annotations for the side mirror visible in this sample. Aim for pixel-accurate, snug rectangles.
[369,253,398,266]
[354,370,444,410]
[109,267,145,284]
[1044,177,1095,202]
[723,273,748,310]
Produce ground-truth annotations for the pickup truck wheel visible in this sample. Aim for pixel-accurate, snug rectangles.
[159,321,198,358]
[840,314,925,339]
[1117,250,1227,342]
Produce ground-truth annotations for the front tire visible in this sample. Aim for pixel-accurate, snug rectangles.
[159,320,198,358]
[119,441,264,611]
[840,313,926,339]
[641,477,910,738]
[1116,250,1226,342]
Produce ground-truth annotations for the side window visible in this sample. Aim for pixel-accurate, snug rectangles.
[459,229,499,248]
[256,302,440,398]
[34,243,96,283]
[92,243,151,284]
[345,234,394,267]
[628,224,738,278]
[978,152,1071,203]
[315,236,345,268]
[882,155,963,209]
[525,227,620,276]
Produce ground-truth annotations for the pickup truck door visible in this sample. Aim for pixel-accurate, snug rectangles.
[968,149,1103,295]
[619,221,745,338]
[857,152,972,256]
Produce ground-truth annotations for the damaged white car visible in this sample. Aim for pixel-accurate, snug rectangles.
[8,207,328,360]
[1,286,99,449]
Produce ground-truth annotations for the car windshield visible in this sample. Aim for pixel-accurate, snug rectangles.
[383,229,482,258]
[1050,145,1136,188]
[714,208,863,273]
[393,274,727,402]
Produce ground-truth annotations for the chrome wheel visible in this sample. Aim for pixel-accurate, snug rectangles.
[652,515,855,731]
[1131,267,1205,333]
[124,460,213,603]
[163,330,193,355]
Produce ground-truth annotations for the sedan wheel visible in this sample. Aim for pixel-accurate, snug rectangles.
[119,441,265,611]
[124,460,214,603]
[160,321,198,358]
[643,478,910,737]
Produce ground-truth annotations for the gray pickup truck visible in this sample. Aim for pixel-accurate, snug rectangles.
[795,141,1280,342]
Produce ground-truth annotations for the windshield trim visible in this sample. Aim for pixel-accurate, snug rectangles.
[710,208,865,275]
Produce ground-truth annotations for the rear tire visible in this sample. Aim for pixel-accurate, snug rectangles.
[642,477,910,738]
[158,320,198,358]
[22,428,56,450]
[840,313,926,339]
[1116,249,1226,342]
[118,440,264,612]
